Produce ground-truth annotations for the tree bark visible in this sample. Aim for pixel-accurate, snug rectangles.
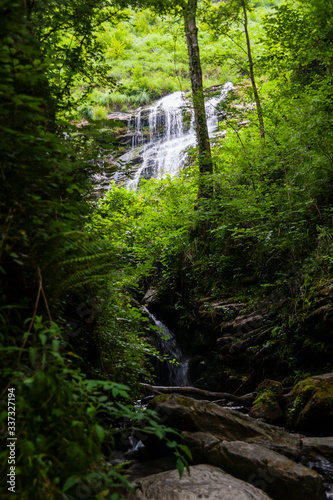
[242,0,265,142]
[183,0,213,197]
[141,383,255,404]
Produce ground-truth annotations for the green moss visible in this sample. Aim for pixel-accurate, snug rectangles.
[253,388,278,410]
[294,378,333,401]
[288,395,303,421]
[154,394,195,408]
[288,375,333,427]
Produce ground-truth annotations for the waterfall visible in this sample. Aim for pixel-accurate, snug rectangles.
[144,308,189,386]
[125,82,233,190]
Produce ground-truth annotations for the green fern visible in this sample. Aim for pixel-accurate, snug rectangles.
[45,231,129,297]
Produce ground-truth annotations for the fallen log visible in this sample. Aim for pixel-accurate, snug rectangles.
[141,383,255,405]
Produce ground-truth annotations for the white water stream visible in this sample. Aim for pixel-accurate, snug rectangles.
[125,82,233,190]
[105,87,333,499]
[144,307,189,386]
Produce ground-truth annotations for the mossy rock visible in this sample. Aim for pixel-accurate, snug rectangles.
[249,379,285,424]
[287,373,333,435]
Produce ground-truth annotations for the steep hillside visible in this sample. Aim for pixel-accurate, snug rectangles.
[75,1,283,120]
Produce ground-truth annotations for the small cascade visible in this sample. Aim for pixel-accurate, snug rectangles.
[125,82,233,190]
[305,458,333,499]
[144,308,189,386]
[132,110,143,148]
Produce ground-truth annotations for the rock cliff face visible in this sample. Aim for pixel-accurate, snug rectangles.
[145,293,281,393]
[143,278,333,400]
[89,108,153,192]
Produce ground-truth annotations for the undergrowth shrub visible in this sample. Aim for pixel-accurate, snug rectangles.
[1,318,189,499]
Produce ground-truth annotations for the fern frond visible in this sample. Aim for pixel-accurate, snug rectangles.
[60,249,121,266]
[45,230,129,298]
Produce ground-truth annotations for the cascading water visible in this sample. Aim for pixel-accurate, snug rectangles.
[144,307,189,387]
[125,82,233,190]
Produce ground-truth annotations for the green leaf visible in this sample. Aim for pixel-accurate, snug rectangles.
[176,458,185,478]
[23,377,34,388]
[111,386,129,399]
[63,476,81,492]
[86,380,99,391]
[21,440,35,457]
[177,444,192,460]
[94,424,105,443]
[87,406,96,419]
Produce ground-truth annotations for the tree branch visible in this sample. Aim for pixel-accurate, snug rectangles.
[141,383,255,404]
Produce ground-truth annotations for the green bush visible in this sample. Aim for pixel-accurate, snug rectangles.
[93,105,108,120]
[1,318,189,499]
[78,104,94,119]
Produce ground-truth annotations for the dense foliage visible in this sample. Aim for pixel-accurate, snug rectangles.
[0,1,189,498]
[91,0,333,372]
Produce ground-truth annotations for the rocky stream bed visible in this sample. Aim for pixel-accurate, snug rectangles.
[119,285,333,499]
[85,84,333,499]
[124,392,333,500]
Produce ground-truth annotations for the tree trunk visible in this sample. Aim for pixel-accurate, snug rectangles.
[183,0,213,197]
[242,0,265,142]
[141,383,255,404]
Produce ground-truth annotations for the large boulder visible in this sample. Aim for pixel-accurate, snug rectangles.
[145,395,330,500]
[131,464,273,500]
[150,394,302,458]
[249,380,285,425]
[182,432,326,500]
[302,436,333,461]
[301,437,333,492]
[287,373,333,434]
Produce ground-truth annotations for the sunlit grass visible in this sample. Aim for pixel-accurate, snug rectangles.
[75,2,280,120]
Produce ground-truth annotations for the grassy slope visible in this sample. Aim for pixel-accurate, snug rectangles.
[75,1,282,120]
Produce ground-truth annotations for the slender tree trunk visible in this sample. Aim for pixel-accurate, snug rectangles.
[183,0,213,197]
[242,0,265,142]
